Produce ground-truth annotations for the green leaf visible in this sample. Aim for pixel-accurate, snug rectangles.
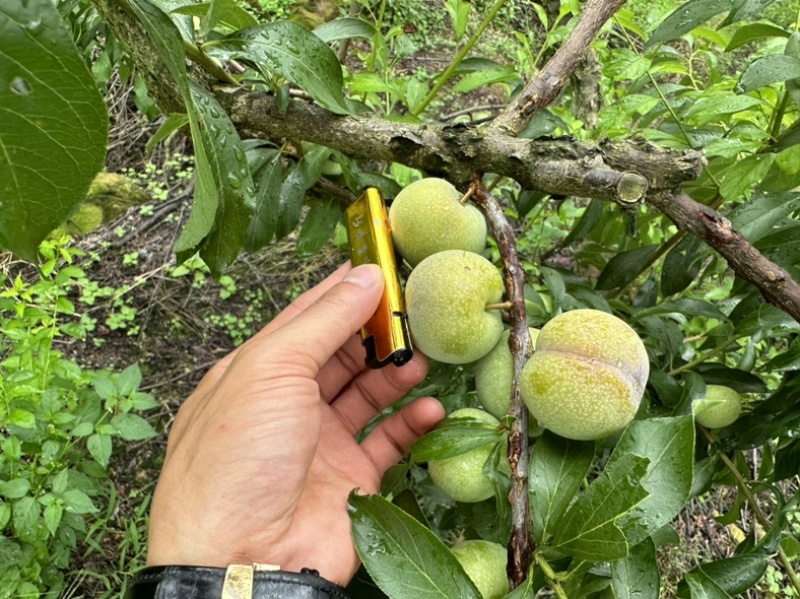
[146,113,190,153]
[0,502,11,529]
[44,502,62,536]
[313,17,376,43]
[411,418,503,462]
[719,154,774,200]
[683,556,768,598]
[276,147,330,240]
[529,431,595,545]
[88,433,112,468]
[62,489,98,514]
[613,417,695,545]
[244,152,282,251]
[0,479,30,500]
[206,21,349,114]
[452,66,518,94]
[110,413,158,441]
[612,537,660,599]
[738,55,800,92]
[661,236,709,296]
[9,409,36,429]
[647,0,730,47]
[0,0,108,260]
[128,0,190,91]
[720,0,779,28]
[562,199,604,246]
[682,95,761,126]
[596,245,659,291]
[200,0,258,36]
[93,376,116,400]
[348,492,481,599]
[634,299,728,322]
[553,453,650,561]
[12,496,39,538]
[297,198,341,257]
[728,192,800,244]
[117,363,143,396]
[185,84,255,276]
[725,22,790,51]
[445,0,471,41]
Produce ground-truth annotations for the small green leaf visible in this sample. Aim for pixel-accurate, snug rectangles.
[110,413,158,441]
[93,376,116,400]
[44,503,63,536]
[0,502,11,528]
[738,55,800,92]
[728,192,800,244]
[648,0,729,46]
[313,17,376,43]
[0,0,108,260]
[200,0,258,36]
[661,236,709,296]
[719,154,774,200]
[244,152,282,251]
[132,391,159,410]
[529,431,595,545]
[9,409,36,429]
[612,537,660,599]
[553,453,650,561]
[682,95,761,126]
[297,198,341,257]
[411,419,502,462]
[71,422,94,438]
[0,479,30,500]
[348,492,481,599]
[452,66,518,94]
[146,113,190,153]
[445,0,471,41]
[88,433,112,468]
[2,437,21,462]
[62,489,98,514]
[206,21,349,114]
[596,245,659,291]
[276,147,330,240]
[725,22,790,52]
[12,496,39,538]
[117,363,143,396]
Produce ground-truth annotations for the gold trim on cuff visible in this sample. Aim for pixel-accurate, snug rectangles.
[221,563,281,599]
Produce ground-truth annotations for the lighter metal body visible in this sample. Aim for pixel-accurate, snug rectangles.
[345,188,413,369]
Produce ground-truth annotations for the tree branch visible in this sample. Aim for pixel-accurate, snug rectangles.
[470,176,534,589]
[215,87,701,200]
[486,0,627,136]
[649,191,800,323]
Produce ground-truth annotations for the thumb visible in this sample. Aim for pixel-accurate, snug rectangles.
[263,264,385,372]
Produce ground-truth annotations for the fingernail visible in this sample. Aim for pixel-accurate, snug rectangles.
[344,264,383,288]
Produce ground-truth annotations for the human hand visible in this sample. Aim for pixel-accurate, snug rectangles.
[145,263,444,585]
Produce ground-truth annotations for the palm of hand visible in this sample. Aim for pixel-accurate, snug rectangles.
[145,264,443,586]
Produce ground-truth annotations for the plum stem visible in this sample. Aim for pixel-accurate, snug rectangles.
[458,186,475,205]
[485,301,513,311]
[470,175,534,589]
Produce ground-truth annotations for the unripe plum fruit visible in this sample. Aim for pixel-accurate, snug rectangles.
[405,250,504,364]
[451,540,509,599]
[428,408,509,503]
[694,385,742,429]
[389,178,487,266]
[520,309,649,441]
[475,328,541,434]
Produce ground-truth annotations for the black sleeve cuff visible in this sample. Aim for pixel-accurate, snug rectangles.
[125,565,353,599]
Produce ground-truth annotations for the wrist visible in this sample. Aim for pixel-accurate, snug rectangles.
[126,564,352,599]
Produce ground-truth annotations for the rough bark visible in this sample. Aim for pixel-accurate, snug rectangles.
[470,178,534,589]
[487,0,627,136]
[650,192,800,323]
[215,86,700,201]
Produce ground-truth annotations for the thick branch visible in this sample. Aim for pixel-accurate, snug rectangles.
[471,178,534,589]
[487,0,627,136]
[215,87,701,199]
[650,192,800,323]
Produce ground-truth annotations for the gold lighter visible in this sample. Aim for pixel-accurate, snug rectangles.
[345,188,413,369]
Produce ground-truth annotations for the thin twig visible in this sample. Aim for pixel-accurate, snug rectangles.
[470,175,533,589]
[337,0,362,64]
[487,0,627,136]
